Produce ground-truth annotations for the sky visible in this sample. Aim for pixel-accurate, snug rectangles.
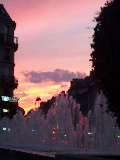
[1,0,106,114]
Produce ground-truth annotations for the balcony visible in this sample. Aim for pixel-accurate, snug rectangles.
[0,33,18,51]
[0,75,18,89]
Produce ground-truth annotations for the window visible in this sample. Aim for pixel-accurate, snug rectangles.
[4,67,9,76]
[4,26,9,35]
[5,49,10,61]
[3,109,9,113]
[4,26,9,42]
[0,8,6,14]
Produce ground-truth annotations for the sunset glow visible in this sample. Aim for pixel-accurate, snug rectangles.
[1,0,106,114]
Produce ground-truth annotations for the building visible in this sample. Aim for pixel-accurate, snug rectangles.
[39,96,56,118]
[0,4,24,118]
[68,71,97,116]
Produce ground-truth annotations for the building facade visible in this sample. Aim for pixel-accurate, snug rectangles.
[0,4,24,118]
[68,71,97,116]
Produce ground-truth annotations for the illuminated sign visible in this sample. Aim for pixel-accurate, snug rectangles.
[1,96,19,102]
[3,127,7,131]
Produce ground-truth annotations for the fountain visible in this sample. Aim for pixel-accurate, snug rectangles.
[0,92,120,155]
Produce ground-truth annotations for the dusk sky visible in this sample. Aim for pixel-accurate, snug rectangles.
[1,0,106,113]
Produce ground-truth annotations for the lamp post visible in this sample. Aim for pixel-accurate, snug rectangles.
[35,96,41,109]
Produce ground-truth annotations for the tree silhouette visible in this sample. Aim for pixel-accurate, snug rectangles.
[90,0,120,128]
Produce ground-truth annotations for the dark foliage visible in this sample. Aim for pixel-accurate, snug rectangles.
[90,0,120,128]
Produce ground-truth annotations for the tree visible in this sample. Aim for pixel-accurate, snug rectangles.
[90,0,120,128]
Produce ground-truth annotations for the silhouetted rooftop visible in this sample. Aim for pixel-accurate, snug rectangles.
[0,4,12,21]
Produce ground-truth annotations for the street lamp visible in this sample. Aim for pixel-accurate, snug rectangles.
[35,96,41,108]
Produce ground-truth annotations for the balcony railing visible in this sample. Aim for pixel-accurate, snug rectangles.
[0,33,18,44]
[0,75,18,89]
